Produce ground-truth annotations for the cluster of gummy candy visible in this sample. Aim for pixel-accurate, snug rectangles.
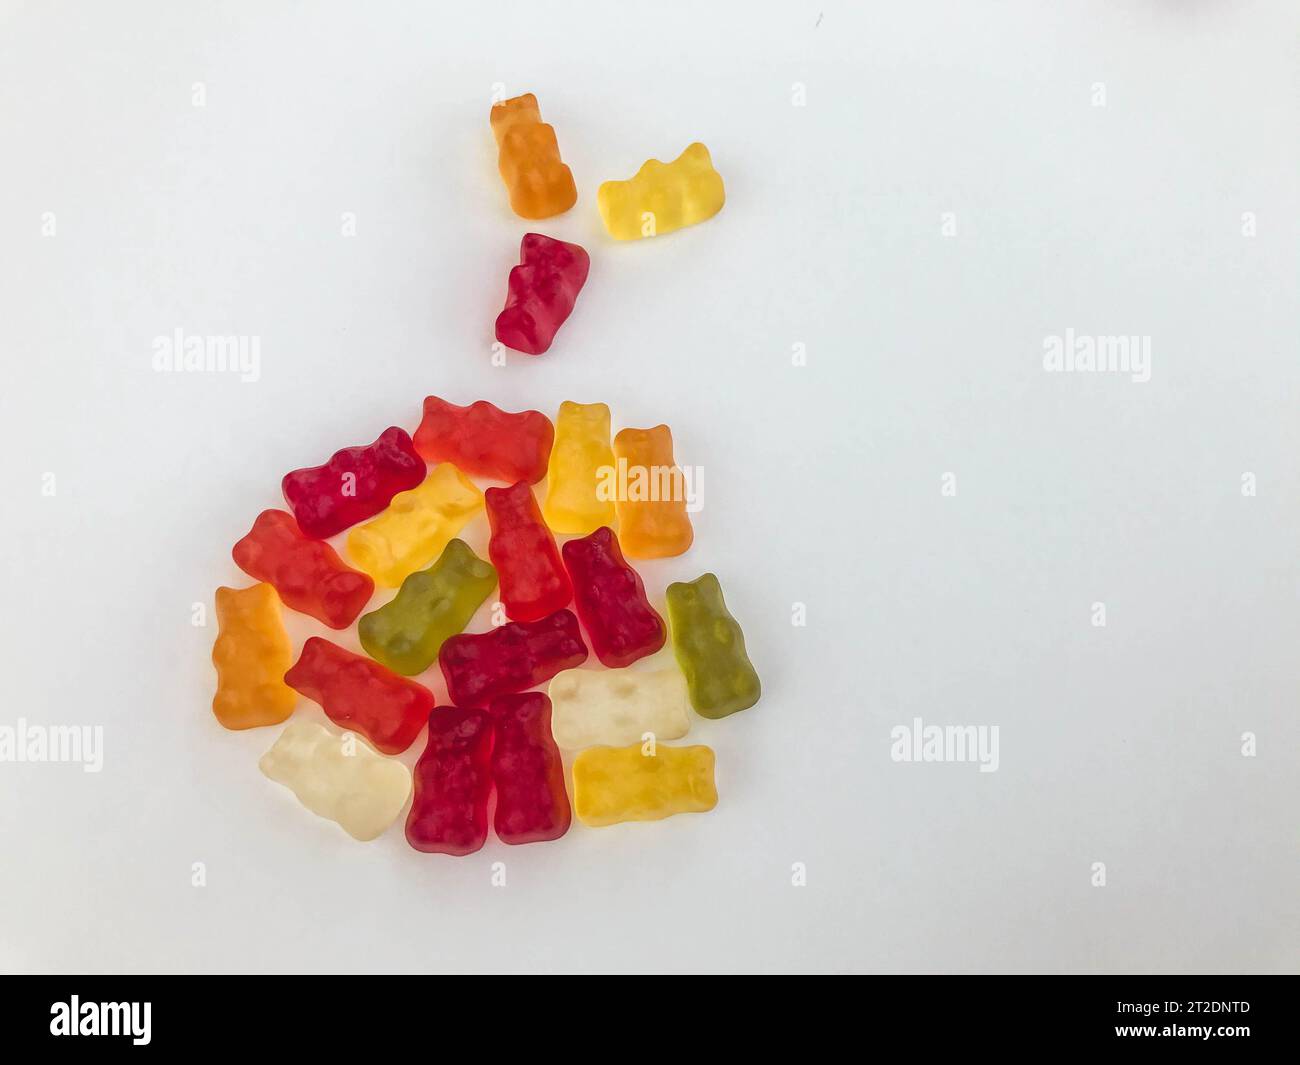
[487,92,726,355]
[212,96,744,855]
[214,397,760,851]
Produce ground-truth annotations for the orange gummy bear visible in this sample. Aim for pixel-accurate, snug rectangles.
[611,425,695,559]
[490,93,577,220]
[212,583,297,730]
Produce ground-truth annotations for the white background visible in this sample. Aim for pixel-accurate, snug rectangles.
[1,0,1297,974]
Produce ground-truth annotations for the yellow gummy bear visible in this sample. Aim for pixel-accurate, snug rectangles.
[597,143,725,240]
[542,401,617,535]
[572,744,717,827]
[259,720,412,841]
[346,463,482,588]
[211,583,297,730]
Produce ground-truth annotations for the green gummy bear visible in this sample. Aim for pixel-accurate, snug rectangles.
[358,539,497,676]
[665,572,760,719]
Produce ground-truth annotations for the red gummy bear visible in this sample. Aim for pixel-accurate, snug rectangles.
[284,637,434,755]
[412,396,553,484]
[439,609,587,708]
[487,692,570,845]
[486,481,572,622]
[562,526,665,668]
[232,509,374,628]
[494,233,590,355]
[281,427,426,539]
[405,706,494,856]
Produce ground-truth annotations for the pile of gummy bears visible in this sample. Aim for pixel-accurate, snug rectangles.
[212,94,756,855]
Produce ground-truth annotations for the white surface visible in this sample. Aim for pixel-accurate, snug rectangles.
[1,0,1297,975]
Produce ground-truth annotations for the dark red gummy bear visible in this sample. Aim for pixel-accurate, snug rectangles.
[438,609,587,708]
[281,426,426,539]
[487,692,570,845]
[232,509,374,628]
[412,396,553,484]
[405,706,494,856]
[494,233,590,355]
[486,481,572,622]
[284,637,434,755]
[562,526,665,668]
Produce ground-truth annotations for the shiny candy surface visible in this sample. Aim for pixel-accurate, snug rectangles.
[212,584,297,730]
[665,573,760,719]
[284,637,435,755]
[346,463,482,588]
[487,692,571,845]
[282,426,425,540]
[358,539,497,676]
[259,720,412,842]
[562,526,664,668]
[543,400,616,535]
[572,744,718,827]
[405,706,494,856]
[486,481,572,622]
[490,93,577,220]
[597,143,724,240]
[494,233,589,356]
[232,509,373,629]
[610,424,694,559]
[439,609,588,708]
[548,668,690,750]
[413,396,553,485]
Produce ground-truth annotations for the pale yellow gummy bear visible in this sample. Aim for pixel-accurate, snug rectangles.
[542,401,616,535]
[346,463,482,587]
[259,720,412,841]
[548,667,690,749]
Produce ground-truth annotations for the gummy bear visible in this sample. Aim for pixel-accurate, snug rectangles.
[562,526,664,667]
[346,462,482,588]
[405,706,494,856]
[597,143,725,240]
[232,509,374,628]
[543,400,616,535]
[439,609,587,708]
[284,636,435,755]
[611,424,694,559]
[665,573,760,719]
[490,93,577,220]
[358,539,497,676]
[212,583,297,730]
[485,481,572,622]
[572,744,718,827]
[487,692,570,845]
[413,396,553,485]
[495,233,590,356]
[282,426,426,539]
[548,667,690,749]
[260,720,412,842]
